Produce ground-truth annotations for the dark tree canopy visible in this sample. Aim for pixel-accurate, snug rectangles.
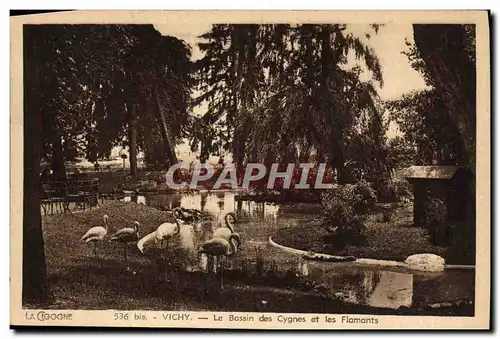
[193,24,389,185]
[22,24,194,302]
[35,24,193,176]
[22,23,479,303]
[387,24,476,170]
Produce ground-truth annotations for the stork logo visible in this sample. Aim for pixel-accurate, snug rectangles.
[165,163,334,190]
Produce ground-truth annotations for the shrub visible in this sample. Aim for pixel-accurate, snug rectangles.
[378,177,412,203]
[423,198,475,264]
[424,197,447,226]
[152,172,167,185]
[447,220,476,265]
[390,177,412,201]
[320,181,377,244]
[424,197,448,245]
[377,210,394,223]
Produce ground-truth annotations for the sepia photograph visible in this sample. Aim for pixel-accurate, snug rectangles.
[10,10,490,329]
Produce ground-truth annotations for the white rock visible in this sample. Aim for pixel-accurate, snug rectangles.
[404,253,445,272]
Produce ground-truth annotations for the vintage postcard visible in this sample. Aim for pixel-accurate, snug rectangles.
[10,10,490,329]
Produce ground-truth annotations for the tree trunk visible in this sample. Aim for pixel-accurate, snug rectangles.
[128,105,138,178]
[299,144,311,163]
[153,83,178,167]
[232,134,245,170]
[316,146,326,163]
[50,132,66,180]
[23,25,49,303]
[334,162,349,184]
[413,24,476,169]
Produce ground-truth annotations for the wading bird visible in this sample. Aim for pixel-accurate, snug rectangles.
[136,230,165,269]
[155,207,183,280]
[137,231,158,254]
[198,234,240,291]
[193,217,214,239]
[110,221,140,265]
[173,207,196,222]
[137,221,198,277]
[213,212,242,249]
[81,214,109,267]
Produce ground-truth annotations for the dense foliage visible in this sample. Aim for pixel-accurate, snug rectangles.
[193,24,390,185]
[386,24,476,170]
[320,181,377,244]
[378,176,412,203]
[23,23,478,303]
[34,25,193,179]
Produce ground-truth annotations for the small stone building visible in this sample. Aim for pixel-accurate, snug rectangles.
[403,166,473,227]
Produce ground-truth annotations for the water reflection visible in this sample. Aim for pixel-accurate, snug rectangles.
[122,194,146,205]
[368,271,413,309]
[122,191,473,310]
[291,261,413,309]
[145,191,280,227]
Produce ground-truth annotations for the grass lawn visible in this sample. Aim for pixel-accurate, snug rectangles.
[275,203,450,263]
[33,201,365,312]
[29,201,473,315]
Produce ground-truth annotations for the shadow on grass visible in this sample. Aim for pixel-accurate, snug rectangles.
[23,256,474,317]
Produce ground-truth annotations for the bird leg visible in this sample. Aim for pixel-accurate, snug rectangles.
[212,255,218,293]
[159,239,165,282]
[208,255,213,285]
[94,242,99,267]
[202,254,209,291]
[164,239,170,282]
[202,253,212,286]
[160,240,164,262]
[218,256,224,292]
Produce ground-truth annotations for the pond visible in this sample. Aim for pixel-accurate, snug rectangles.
[123,191,475,313]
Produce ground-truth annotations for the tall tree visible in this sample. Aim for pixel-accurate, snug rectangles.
[21,25,194,302]
[33,25,193,177]
[23,25,49,303]
[386,24,475,169]
[413,25,476,161]
[393,24,476,169]
[194,24,387,184]
[386,89,466,166]
[127,28,193,168]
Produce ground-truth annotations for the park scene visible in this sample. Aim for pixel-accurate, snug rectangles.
[22,22,476,316]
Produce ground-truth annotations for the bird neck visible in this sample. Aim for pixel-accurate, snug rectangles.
[173,207,182,220]
[225,214,235,233]
[104,218,108,231]
[172,208,182,234]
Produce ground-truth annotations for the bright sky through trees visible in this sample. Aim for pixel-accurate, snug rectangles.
[151,23,429,163]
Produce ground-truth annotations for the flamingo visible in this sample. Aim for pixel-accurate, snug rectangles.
[110,221,140,265]
[172,207,208,222]
[173,207,194,222]
[213,212,241,250]
[137,230,158,254]
[136,230,165,269]
[81,214,109,267]
[155,207,183,280]
[136,208,190,258]
[194,217,213,239]
[137,222,199,276]
[136,213,188,255]
[198,233,240,291]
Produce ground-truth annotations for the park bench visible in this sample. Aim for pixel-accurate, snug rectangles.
[41,178,100,215]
